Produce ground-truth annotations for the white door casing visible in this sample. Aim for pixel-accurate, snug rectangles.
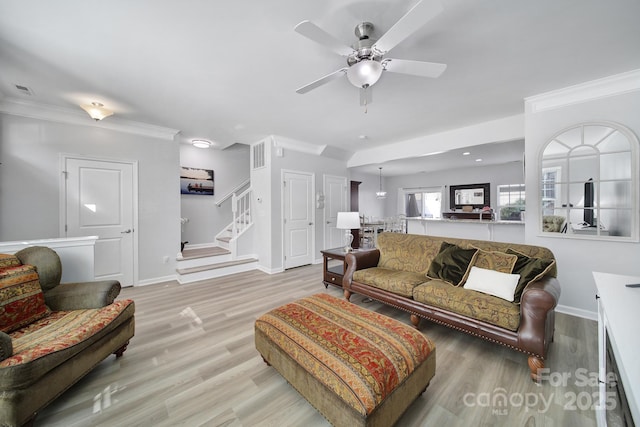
[323,175,347,249]
[61,156,137,286]
[283,170,314,269]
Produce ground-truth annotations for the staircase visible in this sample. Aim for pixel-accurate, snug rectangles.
[176,187,257,284]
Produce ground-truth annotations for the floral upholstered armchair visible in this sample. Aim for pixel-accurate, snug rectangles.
[0,246,135,427]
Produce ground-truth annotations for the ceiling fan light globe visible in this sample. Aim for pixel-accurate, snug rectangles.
[346,60,383,88]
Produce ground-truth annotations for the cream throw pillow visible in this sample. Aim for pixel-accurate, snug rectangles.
[463,266,520,302]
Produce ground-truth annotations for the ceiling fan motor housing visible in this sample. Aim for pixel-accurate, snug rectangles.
[348,22,382,66]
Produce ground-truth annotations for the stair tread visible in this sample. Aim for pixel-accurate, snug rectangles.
[176,258,258,274]
[180,246,230,260]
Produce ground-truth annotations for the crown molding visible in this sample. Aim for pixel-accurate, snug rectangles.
[525,69,640,113]
[0,97,180,140]
[272,134,326,156]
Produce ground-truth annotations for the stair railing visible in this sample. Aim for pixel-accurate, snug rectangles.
[232,187,252,238]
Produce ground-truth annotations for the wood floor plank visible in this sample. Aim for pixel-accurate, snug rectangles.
[34,264,600,427]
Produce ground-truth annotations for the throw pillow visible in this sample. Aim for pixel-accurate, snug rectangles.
[472,249,518,273]
[463,266,521,302]
[0,265,50,333]
[426,242,478,286]
[506,248,556,303]
[0,254,21,269]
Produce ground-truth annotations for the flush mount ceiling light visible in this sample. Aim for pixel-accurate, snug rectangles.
[192,139,212,149]
[80,102,113,121]
[376,167,387,199]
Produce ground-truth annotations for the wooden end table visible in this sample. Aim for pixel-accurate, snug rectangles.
[321,247,373,289]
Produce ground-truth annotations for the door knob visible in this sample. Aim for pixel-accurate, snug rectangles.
[121,229,132,234]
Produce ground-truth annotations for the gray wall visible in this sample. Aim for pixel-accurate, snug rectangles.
[525,90,640,315]
[349,171,385,221]
[0,113,180,283]
[179,143,250,246]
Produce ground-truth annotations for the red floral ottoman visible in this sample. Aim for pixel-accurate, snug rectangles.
[255,293,435,427]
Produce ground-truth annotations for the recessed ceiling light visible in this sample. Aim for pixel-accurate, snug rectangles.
[358,135,368,140]
[462,152,470,156]
[192,139,212,148]
[475,158,483,162]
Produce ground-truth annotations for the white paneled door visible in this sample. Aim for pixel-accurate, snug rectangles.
[63,157,136,286]
[283,170,313,269]
[323,175,347,249]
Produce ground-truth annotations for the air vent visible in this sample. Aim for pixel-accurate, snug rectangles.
[14,84,33,96]
[252,141,265,169]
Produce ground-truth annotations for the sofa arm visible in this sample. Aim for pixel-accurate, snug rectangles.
[518,276,561,358]
[44,280,122,311]
[0,332,12,362]
[343,250,380,289]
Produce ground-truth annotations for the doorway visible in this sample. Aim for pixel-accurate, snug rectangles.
[61,155,137,286]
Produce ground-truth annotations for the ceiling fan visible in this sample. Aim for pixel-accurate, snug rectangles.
[294,0,447,105]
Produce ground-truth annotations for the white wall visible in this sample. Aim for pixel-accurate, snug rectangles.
[525,82,640,316]
[179,143,250,245]
[0,113,180,284]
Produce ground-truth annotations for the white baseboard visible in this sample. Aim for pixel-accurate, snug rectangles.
[256,264,284,275]
[556,304,597,321]
[136,275,177,287]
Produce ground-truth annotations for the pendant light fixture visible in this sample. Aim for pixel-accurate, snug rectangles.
[376,167,387,199]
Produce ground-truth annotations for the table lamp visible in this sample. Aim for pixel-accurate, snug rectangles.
[336,211,360,253]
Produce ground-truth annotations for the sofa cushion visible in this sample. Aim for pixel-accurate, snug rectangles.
[0,299,135,388]
[0,265,50,333]
[471,249,518,273]
[353,268,429,297]
[377,233,443,274]
[463,266,520,302]
[413,279,521,331]
[426,242,478,286]
[506,249,556,303]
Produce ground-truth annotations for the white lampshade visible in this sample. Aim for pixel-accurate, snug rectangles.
[336,212,361,229]
[346,60,383,88]
[80,102,113,121]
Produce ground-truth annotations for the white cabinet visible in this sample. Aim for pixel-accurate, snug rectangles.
[593,271,640,426]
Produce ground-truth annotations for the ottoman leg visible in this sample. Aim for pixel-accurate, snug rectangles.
[343,289,352,301]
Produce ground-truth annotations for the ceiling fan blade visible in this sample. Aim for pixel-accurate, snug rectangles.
[296,68,348,94]
[294,20,355,57]
[382,58,446,78]
[373,0,443,55]
[360,87,373,106]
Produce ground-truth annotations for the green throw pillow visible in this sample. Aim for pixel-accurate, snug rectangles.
[426,242,478,286]
[506,248,556,303]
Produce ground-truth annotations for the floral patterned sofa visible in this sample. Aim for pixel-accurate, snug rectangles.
[343,233,560,381]
[0,246,135,427]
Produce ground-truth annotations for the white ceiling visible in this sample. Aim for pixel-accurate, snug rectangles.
[1,0,639,175]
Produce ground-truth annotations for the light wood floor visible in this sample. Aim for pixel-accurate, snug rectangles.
[35,264,599,427]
